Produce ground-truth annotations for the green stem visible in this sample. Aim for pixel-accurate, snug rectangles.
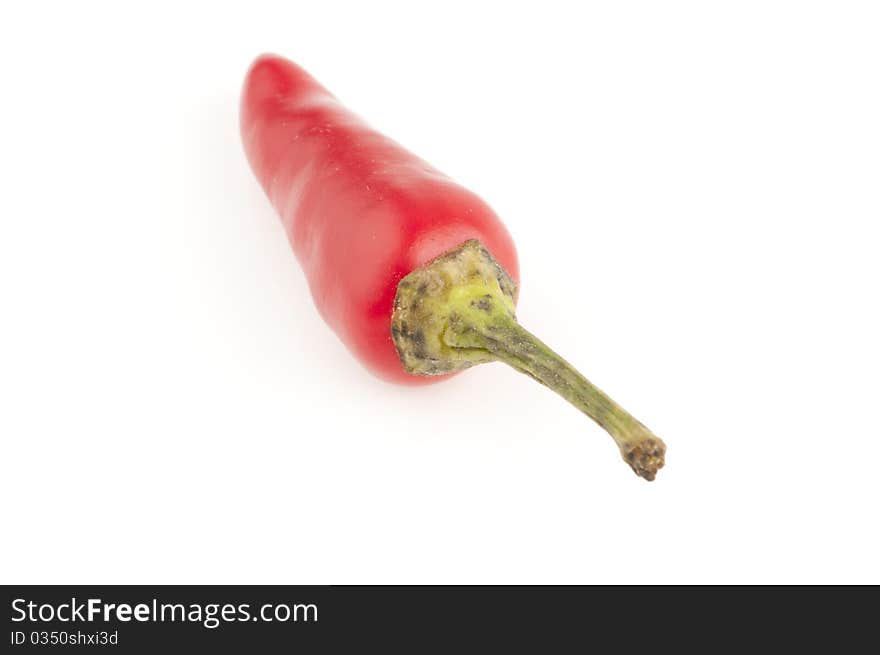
[391,239,666,481]
[461,318,665,481]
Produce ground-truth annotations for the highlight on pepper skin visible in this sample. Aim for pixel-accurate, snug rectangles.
[240,53,666,480]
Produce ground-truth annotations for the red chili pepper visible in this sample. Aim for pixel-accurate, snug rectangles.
[241,54,666,480]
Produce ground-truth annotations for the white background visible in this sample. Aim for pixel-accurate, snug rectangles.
[2,1,878,584]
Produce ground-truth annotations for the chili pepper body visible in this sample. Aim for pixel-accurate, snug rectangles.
[240,54,519,383]
[240,54,667,480]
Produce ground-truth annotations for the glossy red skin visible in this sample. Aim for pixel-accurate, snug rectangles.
[240,54,519,384]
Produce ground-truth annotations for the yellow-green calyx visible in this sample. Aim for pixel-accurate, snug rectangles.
[391,239,666,481]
